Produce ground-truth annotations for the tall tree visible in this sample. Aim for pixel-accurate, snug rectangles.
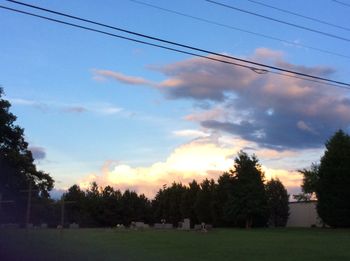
[265,178,289,227]
[0,88,54,224]
[317,130,350,227]
[180,180,200,226]
[224,151,268,228]
[194,179,216,224]
[63,184,87,226]
[120,189,152,226]
[100,186,123,227]
[153,183,186,225]
[215,172,236,226]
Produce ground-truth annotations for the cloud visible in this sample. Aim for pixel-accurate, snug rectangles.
[78,134,303,198]
[29,146,46,160]
[261,166,302,196]
[93,69,154,86]
[173,129,209,138]
[9,98,123,116]
[184,106,229,122]
[146,48,350,149]
[253,48,284,61]
[297,120,318,135]
[79,134,239,197]
[63,106,87,113]
[9,98,49,112]
[93,104,123,114]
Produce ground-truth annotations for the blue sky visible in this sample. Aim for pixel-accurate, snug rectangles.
[1,0,349,197]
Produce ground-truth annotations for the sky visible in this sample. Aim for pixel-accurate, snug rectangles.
[1,0,350,198]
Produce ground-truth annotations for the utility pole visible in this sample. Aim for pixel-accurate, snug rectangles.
[20,183,38,228]
[59,199,76,229]
[0,193,14,211]
[26,183,32,227]
[0,193,14,224]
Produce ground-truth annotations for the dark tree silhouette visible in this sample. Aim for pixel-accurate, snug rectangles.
[215,172,236,226]
[317,130,350,227]
[0,88,54,224]
[153,182,187,225]
[194,178,216,224]
[266,178,289,227]
[224,151,268,228]
[294,163,319,202]
[180,180,200,227]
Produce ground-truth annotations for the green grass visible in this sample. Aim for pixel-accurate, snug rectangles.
[1,228,350,261]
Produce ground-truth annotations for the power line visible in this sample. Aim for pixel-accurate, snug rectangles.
[206,0,350,43]
[129,0,350,60]
[332,0,350,8]
[248,0,350,32]
[0,6,275,72]
[1,4,350,90]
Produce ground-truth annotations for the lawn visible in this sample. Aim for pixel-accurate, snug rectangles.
[0,228,350,261]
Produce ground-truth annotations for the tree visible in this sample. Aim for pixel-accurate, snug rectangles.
[180,180,200,227]
[152,183,186,226]
[100,186,123,227]
[265,179,289,227]
[215,172,236,226]
[293,163,319,202]
[63,184,87,226]
[316,130,350,227]
[224,151,268,228]
[120,189,151,226]
[84,182,102,226]
[0,88,54,224]
[194,179,216,224]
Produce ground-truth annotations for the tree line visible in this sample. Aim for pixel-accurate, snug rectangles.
[61,152,289,228]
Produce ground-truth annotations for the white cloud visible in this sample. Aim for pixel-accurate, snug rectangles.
[173,129,209,138]
[78,133,304,198]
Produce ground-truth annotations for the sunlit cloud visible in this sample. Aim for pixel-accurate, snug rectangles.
[78,133,304,198]
[261,166,302,196]
[79,134,239,197]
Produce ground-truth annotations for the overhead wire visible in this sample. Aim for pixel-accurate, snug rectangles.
[332,0,350,8]
[205,0,350,43]
[1,3,350,90]
[128,0,350,60]
[247,0,350,32]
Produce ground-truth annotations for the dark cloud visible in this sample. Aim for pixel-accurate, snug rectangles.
[153,48,350,149]
[157,57,255,101]
[97,48,350,149]
[275,61,336,77]
[29,146,46,160]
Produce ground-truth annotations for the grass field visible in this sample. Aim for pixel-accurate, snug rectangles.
[1,228,350,261]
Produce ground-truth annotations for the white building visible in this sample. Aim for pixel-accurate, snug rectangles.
[287,201,323,227]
